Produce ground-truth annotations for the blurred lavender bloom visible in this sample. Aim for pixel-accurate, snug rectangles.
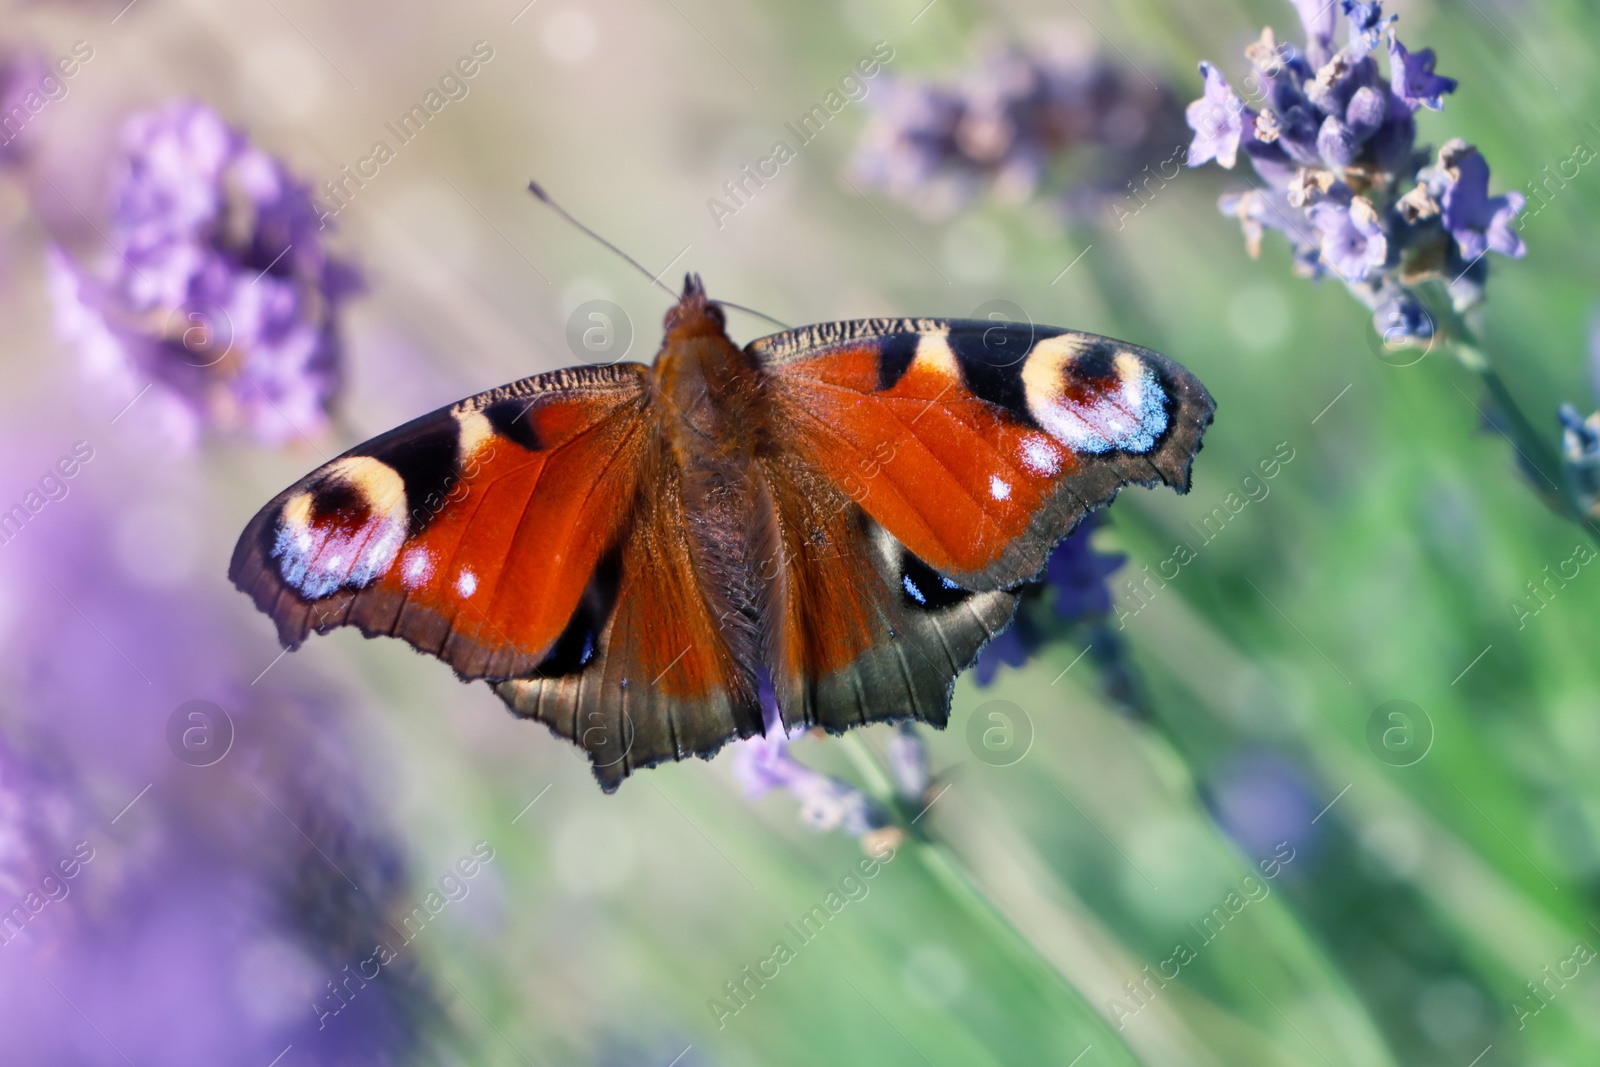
[850,78,974,219]
[0,48,49,168]
[972,622,1032,686]
[732,680,887,839]
[1560,403,1600,522]
[0,737,86,927]
[48,100,358,448]
[0,434,439,1064]
[1187,0,1525,342]
[850,44,1184,221]
[973,514,1124,684]
[1209,749,1319,862]
[1291,0,1339,66]
[1045,513,1126,620]
[884,723,929,803]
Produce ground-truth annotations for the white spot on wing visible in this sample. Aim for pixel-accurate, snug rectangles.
[456,567,478,598]
[989,475,1011,500]
[1020,435,1062,476]
[401,546,434,590]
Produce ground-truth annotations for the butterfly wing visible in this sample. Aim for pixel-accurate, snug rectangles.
[748,318,1213,731]
[759,434,1020,732]
[230,362,762,791]
[230,364,657,681]
[494,429,763,791]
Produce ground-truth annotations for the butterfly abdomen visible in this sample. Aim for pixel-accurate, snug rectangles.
[650,314,775,687]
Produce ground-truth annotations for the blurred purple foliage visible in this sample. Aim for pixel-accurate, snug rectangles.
[47,100,358,449]
[850,42,1186,222]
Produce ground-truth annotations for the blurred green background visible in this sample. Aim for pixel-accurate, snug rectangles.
[3,0,1600,1064]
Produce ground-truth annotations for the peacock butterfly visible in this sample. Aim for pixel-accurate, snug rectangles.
[231,229,1213,791]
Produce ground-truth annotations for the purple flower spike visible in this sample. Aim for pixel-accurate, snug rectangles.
[972,624,1031,686]
[1387,34,1455,111]
[1187,62,1248,168]
[1309,193,1388,281]
[849,44,1185,221]
[885,724,930,803]
[48,100,358,448]
[1046,518,1125,620]
[973,514,1124,684]
[0,49,50,167]
[731,678,884,838]
[1438,140,1526,261]
[1189,1,1521,340]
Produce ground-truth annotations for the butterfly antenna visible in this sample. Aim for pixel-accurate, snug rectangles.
[719,300,791,330]
[527,180,677,300]
[529,180,791,330]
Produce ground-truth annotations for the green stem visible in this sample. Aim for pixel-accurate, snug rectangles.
[911,840,1145,1065]
[1441,318,1593,536]
[837,734,1145,1065]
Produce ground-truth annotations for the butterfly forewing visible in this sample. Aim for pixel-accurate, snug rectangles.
[229,364,653,681]
[748,318,1215,590]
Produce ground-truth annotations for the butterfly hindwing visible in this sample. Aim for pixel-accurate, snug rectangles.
[760,433,1018,733]
[229,364,654,682]
[495,431,764,791]
[749,318,1214,591]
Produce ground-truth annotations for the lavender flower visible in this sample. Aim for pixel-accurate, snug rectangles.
[1558,403,1600,522]
[973,514,1124,684]
[732,679,889,839]
[1185,63,1246,169]
[1186,0,1523,341]
[0,48,49,168]
[1433,140,1525,262]
[884,723,930,803]
[1558,316,1600,522]
[851,44,1184,221]
[0,417,439,1064]
[48,100,357,448]
[1306,188,1387,282]
[971,622,1033,686]
[1209,749,1319,861]
[1387,35,1455,111]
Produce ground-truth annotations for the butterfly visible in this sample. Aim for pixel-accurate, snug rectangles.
[231,274,1213,791]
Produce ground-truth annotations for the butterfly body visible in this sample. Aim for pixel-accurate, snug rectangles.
[232,275,1213,790]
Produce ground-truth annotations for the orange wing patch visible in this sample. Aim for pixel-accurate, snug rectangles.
[751,321,1213,590]
[781,340,1067,576]
[230,365,652,681]
[495,443,762,791]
